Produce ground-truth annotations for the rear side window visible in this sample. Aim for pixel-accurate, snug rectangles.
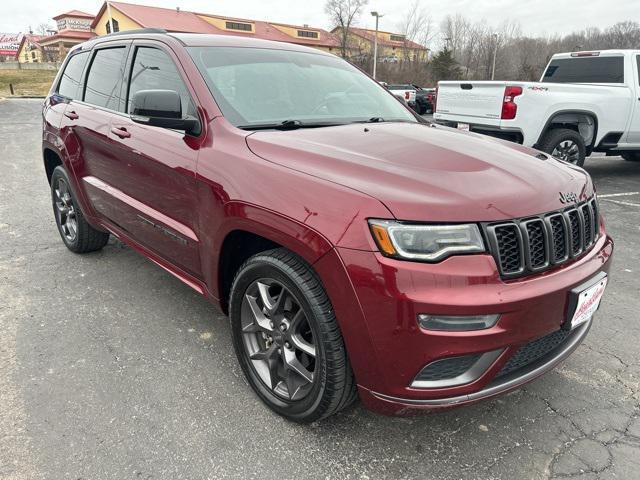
[542,56,624,84]
[127,47,196,118]
[84,47,127,110]
[58,51,89,99]
[637,55,640,86]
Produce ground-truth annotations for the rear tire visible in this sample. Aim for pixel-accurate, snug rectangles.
[539,128,586,167]
[621,151,640,162]
[229,248,357,422]
[51,166,109,253]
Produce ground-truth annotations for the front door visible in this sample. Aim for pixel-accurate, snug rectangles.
[106,42,203,278]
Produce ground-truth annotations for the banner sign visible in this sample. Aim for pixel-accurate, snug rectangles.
[0,33,23,57]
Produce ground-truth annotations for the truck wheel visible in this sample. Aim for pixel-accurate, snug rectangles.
[229,248,357,422]
[51,166,110,253]
[621,152,640,162]
[539,129,586,167]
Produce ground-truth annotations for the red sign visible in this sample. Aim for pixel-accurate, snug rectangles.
[0,33,23,57]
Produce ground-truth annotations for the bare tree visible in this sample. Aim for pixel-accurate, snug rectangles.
[36,23,54,36]
[396,0,434,62]
[325,0,368,58]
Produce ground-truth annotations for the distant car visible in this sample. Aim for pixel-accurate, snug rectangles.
[387,84,417,111]
[380,55,399,63]
[411,85,435,115]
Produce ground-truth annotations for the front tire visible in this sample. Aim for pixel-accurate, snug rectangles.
[539,128,586,167]
[51,166,109,253]
[229,248,356,422]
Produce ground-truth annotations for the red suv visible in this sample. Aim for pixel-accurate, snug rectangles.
[43,30,613,422]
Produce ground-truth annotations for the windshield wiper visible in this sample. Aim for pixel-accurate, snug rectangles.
[238,119,344,131]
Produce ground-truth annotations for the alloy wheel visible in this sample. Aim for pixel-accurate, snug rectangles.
[552,140,580,164]
[240,279,317,401]
[54,177,78,242]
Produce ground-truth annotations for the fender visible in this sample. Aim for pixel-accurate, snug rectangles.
[199,200,335,305]
[534,109,599,151]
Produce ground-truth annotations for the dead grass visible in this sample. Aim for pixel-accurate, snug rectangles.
[0,69,57,97]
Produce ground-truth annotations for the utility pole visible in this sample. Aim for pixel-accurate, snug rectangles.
[371,11,384,80]
[491,33,499,80]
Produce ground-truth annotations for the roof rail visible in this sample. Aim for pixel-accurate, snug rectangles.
[101,28,168,38]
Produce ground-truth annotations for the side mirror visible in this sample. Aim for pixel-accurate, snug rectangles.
[130,89,200,135]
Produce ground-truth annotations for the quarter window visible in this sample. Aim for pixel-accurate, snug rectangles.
[127,47,196,119]
[57,51,89,100]
[636,56,640,86]
[84,47,127,110]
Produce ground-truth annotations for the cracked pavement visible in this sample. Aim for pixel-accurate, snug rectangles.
[0,99,638,479]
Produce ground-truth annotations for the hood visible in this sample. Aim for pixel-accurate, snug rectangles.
[246,122,593,222]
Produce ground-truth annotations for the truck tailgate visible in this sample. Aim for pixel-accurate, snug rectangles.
[435,81,507,122]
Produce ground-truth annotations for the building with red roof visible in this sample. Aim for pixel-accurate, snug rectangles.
[91,2,341,53]
[332,26,428,62]
[28,10,96,62]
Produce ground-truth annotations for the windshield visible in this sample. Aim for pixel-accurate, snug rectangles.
[187,46,417,128]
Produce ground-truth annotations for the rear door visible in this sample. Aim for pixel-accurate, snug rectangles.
[435,81,507,121]
[625,54,640,144]
[59,42,130,218]
[106,41,202,277]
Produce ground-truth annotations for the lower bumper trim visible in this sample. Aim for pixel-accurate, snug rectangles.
[371,318,592,407]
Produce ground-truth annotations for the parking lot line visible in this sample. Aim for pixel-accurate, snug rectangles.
[600,199,640,207]
[598,192,639,198]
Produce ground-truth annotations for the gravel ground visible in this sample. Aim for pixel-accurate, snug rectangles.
[1,98,639,480]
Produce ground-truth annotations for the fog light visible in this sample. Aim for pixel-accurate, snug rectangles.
[417,314,500,331]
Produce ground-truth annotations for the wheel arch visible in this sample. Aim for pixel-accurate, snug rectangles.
[43,146,64,184]
[212,202,335,314]
[535,109,599,154]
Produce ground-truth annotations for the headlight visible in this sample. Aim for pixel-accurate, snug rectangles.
[368,220,485,262]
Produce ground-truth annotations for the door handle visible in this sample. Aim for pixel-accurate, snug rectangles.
[64,111,79,120]
[111,126,131,139]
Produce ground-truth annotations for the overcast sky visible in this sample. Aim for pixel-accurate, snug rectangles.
[0,0,635,42]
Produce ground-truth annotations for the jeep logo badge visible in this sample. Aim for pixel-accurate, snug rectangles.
[559,191,579,204]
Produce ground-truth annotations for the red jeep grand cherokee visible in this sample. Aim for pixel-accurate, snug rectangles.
[43,30,613,422]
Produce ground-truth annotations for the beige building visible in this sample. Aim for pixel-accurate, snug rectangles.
[333,26,428,62]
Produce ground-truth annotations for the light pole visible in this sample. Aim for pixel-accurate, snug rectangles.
[491,33,499,80]
[371,11,384,80]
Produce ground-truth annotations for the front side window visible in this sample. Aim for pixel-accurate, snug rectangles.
[84,47,126,110]
[127,47,196,119]
[187,46,417,128]
[57,51,89,100]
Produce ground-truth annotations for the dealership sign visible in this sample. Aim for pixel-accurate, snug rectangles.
[0,33,22,57]
[56,17,92,32]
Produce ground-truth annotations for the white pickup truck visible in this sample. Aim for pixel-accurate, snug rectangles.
[434,50,640,166]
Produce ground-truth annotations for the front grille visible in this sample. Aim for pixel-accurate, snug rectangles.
[485,197,599,279]
[496,329,571,379]
[415,354,482,382]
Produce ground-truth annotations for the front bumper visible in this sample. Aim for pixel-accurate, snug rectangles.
[315,230,613,415]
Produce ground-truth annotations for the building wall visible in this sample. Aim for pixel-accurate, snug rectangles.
[17,44,43,63]
[93,8,142,36]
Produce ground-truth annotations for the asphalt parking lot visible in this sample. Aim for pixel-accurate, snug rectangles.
[1,98,639,480]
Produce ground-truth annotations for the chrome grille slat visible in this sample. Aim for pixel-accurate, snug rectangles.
[484,197,599,279]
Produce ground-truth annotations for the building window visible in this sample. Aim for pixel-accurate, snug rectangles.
[105,18,120,34]
[297,30,319,39]
[226,21,252,31]
[390,34,405,42]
